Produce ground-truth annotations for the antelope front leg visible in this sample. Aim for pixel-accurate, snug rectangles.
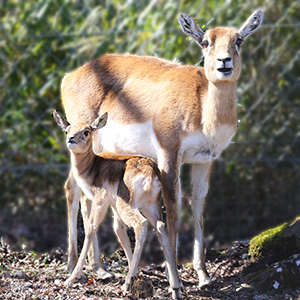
[80,196,113,279]
[65,172,80,274]
[65,193,109,287]
[191,163,212,287]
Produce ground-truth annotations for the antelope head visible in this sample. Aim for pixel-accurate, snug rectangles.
[53,110,108,154]
[179,10,264,83]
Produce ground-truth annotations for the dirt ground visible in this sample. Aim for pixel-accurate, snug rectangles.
[0,239,299,300]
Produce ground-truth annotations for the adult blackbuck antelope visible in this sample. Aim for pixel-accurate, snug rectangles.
[61,10,263,287]
[53,110,182,299]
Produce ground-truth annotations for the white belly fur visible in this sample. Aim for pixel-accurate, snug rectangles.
[93,120,235,164]
[93,119,160,160]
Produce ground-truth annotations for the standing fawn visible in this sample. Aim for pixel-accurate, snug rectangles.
[61,10,264,286]
[53,110,182,299]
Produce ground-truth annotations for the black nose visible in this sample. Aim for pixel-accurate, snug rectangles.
[68,137,76,144]
[217,56,232,63]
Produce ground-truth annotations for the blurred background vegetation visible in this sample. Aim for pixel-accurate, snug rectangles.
[0,0,299,262]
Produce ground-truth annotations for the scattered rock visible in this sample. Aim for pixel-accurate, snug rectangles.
[11,269,27,279]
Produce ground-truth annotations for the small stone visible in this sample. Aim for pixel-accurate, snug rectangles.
[236,283,254,291]
[241,283,254,289]
[242,253,249,260]
[11,269,27,279]
[273,280,279,289]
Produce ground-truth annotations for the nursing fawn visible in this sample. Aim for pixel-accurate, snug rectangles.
[53,110,181,299]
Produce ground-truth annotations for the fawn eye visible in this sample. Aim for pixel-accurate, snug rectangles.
[236,38,243,47]
[200,40,209,48]
[84,130,89,137]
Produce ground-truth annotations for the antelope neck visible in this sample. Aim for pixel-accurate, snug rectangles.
[70,146,95,177]
[202,80,237,134]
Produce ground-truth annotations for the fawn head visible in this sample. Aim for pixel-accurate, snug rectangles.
[179,10,264,83]
[53,110,108,154]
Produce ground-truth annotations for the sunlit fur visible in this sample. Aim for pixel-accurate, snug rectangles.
[60,10,263,287]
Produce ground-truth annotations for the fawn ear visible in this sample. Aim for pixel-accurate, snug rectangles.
[238,10,264,40]
[179,14,205,44]
[91,112,108,131]
[52,110,69,131]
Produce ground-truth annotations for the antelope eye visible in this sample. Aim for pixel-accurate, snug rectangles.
[200,40,209,48]
[84,130,89,137]
[236,38,243,47]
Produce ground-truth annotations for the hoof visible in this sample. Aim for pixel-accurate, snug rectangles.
[196,268,211,288]
[171,288,182,299]
[121,283,130,292]
[64,277,75,288]
[198,276,211,288]
[168,286,182,299]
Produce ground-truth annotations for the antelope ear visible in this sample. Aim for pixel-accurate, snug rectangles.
[238,10,264,40]
[52,110,69,131]
[91,112,108,131]
[179,14,205,44]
